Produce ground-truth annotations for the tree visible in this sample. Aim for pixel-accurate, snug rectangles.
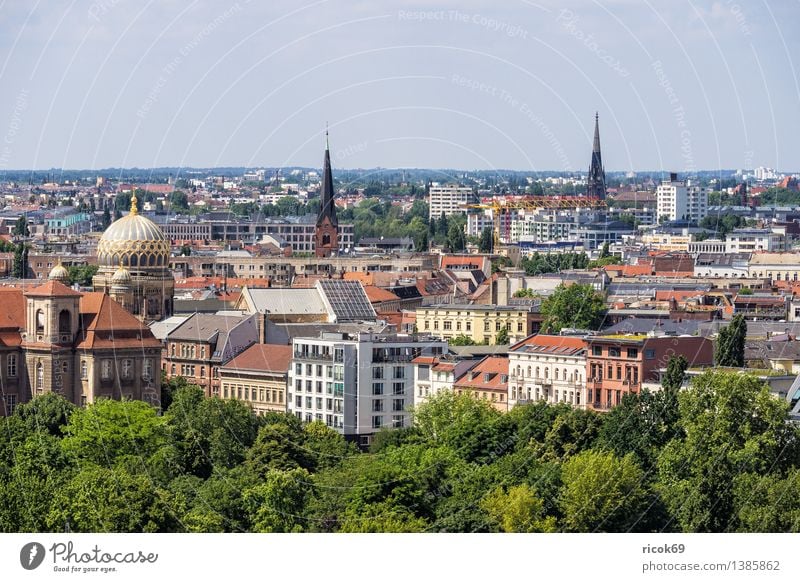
[67,264,99,286]
[715,314,746,367]
[13,215,29,237]
[662,355,688,394]
[449,334,477,346]
[482,484,556,532]
[495,327,509,345]
[657,371,798,532]
[478,227,494,253]
[446,222,466,252]
[12,243,28,278]
[245,468,309,532]
[514,288,537,298]
[61,399,168,468]
[102,206,111,228]
[47,466,176,532]
[560,450,648,532]
[540,283,605,333]
[599,241,610,258]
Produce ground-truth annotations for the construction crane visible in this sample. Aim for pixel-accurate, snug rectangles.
[467,195,607,247]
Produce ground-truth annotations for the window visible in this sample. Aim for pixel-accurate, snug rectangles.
[517,322,523,332]
[645,349,656,360]
[58,310,71,334]
[4,394,17,415]
[592,345,602,356]
[122,359,133,379]
[295,395,302,407]
[35,310,45,334]
[80,360,88,379]
[627,348,638,359]
[424,320,430,330]
[392,398,404,412]
[295,363,302,375]
[609,347,620,357]
[392,415,404,428]
[372,399,384,412]
[392,382,405,395]
[102,359,112,380]
[143,359,152,379]
[466,321,472,332]
[316,397,323,409]
[484,321,490,332]
[36,362,44,390]
[316,381,323,393]
[305,396,312,408]
[443,321,452,331]
[7,354,17,377]
[392,366,404,379]
[372,382,383,395]
[372,416,383,429]
[372,367,384,379]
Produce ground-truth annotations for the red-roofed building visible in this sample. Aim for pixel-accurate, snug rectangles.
[453,355,510,411]
[0,277,162,416]
[412,354,479,407]
[219,344,293,415]
[509,334,587,409]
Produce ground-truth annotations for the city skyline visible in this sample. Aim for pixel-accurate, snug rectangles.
[0,1,798,172]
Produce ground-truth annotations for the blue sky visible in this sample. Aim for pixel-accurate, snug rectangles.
[0,0,798,172]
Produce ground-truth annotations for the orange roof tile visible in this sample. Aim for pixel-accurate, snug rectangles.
[364,285,400,303]
[454,356,508,391]
[222,344,292,374]
[24,280,82,297]
[0,288,26,330]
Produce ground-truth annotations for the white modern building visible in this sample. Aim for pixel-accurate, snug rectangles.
[507,334,587,409]
[429,185,476,219]
[656,173,708,222]
[724,229,785,254]
[287,332,446,446]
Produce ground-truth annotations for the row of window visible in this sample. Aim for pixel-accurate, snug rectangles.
[423,320,524,333]
[512,365,581,383]
[371,382,406,395]
[372,366,405,379]
[591,346,640,358]
[170,343,207,359]
[588,363,640,384]
[372,398,406,412]
[372,415,404,429]
[294,412,344,429]
[222,383,284,404]
[294,363,332,378]
[293,396,344,413]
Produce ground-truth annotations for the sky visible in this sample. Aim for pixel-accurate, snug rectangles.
[0,0,798,173]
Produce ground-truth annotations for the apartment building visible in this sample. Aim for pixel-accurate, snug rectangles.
[453,356,510,412]
[656,173,708,222]
[287,332,447,446]
[508,334,587,409]
[724,229,785,254]
[412,355,479,407]
[219,343,292,415]
[428,185,476,219]
[585,334,713,411]
[748,252,800,283]
[416,304,537,345]
[163,312,259,397]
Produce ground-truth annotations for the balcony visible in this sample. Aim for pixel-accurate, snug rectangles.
[292,352,332,362]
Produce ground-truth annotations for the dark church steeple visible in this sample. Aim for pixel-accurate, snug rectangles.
[315,129,339,257]
[587,113,606,200]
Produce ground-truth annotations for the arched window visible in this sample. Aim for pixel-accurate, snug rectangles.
[544,367,549,379]
[526,366,531,378]
[35,309,45,334]
[36,362,44,390]
[58,309,71,334]
[322,233,331,246]
[554,369,559,380]
[535,367,540,378]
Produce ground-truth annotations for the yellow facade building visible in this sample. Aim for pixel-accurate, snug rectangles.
[415,304,539,345]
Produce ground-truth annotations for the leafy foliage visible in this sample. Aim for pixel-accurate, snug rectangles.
[715,314,746,367]
[540,283,606,333]
[1,371,798,533]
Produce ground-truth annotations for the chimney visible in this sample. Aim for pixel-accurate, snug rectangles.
[257,312,268,344]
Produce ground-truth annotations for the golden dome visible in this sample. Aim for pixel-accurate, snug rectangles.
[111,264,132,285]
[96,193,170,269]
[48,261,70,283]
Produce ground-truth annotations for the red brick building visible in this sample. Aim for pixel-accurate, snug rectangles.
[585,334,713,410]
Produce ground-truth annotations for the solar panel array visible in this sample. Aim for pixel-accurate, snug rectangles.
[319,280,376,321]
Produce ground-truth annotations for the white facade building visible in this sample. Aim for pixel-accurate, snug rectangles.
[287,333,446,446]
[429,186,475,219]
[656,174,708,222]
[412,356,478,408]
[724,229,785,254]
[507,335,587,409]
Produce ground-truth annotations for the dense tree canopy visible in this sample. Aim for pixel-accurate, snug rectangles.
[0,372,798,533]
[540,283,606,333]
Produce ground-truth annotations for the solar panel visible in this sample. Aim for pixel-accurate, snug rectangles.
[319,280,376,321]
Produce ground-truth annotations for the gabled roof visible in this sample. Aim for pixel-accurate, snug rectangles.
[364,285,400,303]
[454,356,509,391]
[76,293,161,350]
[24,280,82,298]
[222,343,293,374]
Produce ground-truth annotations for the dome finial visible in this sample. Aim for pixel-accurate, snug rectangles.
[130,190,138,215]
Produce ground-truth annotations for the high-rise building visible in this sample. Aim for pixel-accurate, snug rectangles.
[656,173,708,222]
[315,131,339,258]
[428,185,475,219]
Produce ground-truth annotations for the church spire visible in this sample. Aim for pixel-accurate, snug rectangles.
[587,112,606,200]
[317,128,338,228]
